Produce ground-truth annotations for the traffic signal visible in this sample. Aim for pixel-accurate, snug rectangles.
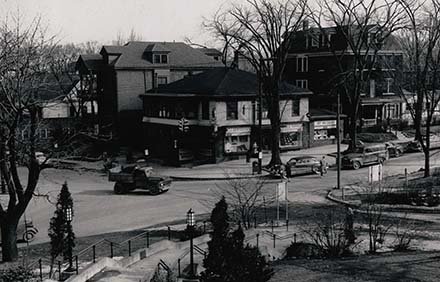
[183,118,189,132]
[178,119,184,132]
[178,118,189,132]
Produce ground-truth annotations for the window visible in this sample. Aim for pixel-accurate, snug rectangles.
[226,101,238,120]
[157,76,168,86]
[296,56,308,72]
[154,54,161,64]
[296,79,308,89]
[153,54,168,64]
[385,78,393,94]
[310,34,319,47]
[292,100,300,116]
[201,101,209,120]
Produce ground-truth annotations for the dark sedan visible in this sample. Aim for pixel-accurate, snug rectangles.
[285,155,320,177]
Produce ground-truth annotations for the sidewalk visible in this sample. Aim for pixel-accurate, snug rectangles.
[60,144,348,181]
[153,144,348,180]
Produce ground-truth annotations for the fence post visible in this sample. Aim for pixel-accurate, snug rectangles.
[58,261,61,281]
[256,233,259,248]
[178,258,181,277]
[75,255,79,275]
[92,245,96,263]
[286,219,289,231]
[273,234,276,248]
[147,232,150,248]
[168,226,171,240]
[110,242,114,258]
[39,258,43,281]
[405,168,408,187]
[271,220,274,233]
[294,233,297,243]
[128,240,132,256]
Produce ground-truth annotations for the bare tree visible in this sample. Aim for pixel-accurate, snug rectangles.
[112,28,143,46]
[0,14,58,261]
[206,0,308,166]
[396,0,440,177]
[208,175,274,229]
[309,0,405,151]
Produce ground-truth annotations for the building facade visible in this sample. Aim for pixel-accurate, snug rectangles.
[76,42,223,145]
[140,68,312,165]
[284,24,408,130]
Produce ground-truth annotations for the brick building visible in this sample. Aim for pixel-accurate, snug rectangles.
[140,67,312,165]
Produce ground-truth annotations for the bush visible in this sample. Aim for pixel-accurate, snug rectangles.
[0,266,35,282]
[284,242,322,258]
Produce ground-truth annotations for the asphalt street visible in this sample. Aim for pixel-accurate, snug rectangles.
[15,149,440,245]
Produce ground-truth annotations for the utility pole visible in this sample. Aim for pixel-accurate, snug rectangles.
[336,91,341,191]
[258,60,263,174]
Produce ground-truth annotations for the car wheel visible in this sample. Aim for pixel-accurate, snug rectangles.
[312,166,319,174]
[114,183,126,194]
[352,161,361,170]
[23,229,37,242]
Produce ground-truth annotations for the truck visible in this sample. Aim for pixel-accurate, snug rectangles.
[108,165,172,195]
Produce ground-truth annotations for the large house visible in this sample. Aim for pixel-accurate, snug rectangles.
[75,42,223,145]
[284,23,407,130]
[140,67,313,164]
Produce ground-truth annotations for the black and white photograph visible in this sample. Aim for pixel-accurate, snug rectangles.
[0,0,440,281]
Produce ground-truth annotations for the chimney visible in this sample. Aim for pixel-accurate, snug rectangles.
[303,20,309,31]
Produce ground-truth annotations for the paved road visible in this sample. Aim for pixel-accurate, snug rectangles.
[17,150,440,245]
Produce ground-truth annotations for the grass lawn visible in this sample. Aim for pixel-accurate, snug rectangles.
[270,251,440,282]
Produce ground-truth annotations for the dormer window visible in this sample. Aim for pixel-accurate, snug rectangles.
[153,54,168,64]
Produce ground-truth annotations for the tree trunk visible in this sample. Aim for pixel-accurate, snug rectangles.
[348,114,358,152]
[424,121,430,177]
[1,219,19,262]
[268,83,282,166]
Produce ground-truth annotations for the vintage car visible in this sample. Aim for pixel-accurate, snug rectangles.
[342,144,388,170]
[384,142,405,158]
[285,155,323,177]
[108,165,172,195]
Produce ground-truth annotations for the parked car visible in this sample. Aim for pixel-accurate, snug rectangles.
[342,143,388,170]
[384,142,404,158]
[404,141,422,153]
[0,218,38,243]
[108,165,172,195]
[285,156,322,177]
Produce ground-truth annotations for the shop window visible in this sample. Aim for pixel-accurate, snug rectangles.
[292,100,300,116]
[239,135,248,143]
[226,101,238,120]
[280,131,301,147]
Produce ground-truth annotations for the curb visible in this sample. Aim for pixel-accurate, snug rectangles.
[170,174,270,181]
[327,190,440,214]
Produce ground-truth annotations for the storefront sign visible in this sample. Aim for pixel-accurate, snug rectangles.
[225,127,251,136]
[281,124,302,132]
[314,120,336,129]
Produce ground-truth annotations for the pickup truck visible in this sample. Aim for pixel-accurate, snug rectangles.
[108,165,171,195]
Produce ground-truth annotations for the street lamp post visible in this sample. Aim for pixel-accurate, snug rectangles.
[64,205,73,271]
[186,209,196,278]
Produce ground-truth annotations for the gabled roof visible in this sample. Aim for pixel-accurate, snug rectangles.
[76,54,105,72]
[143,68,312,98]
[100,41,223,69]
